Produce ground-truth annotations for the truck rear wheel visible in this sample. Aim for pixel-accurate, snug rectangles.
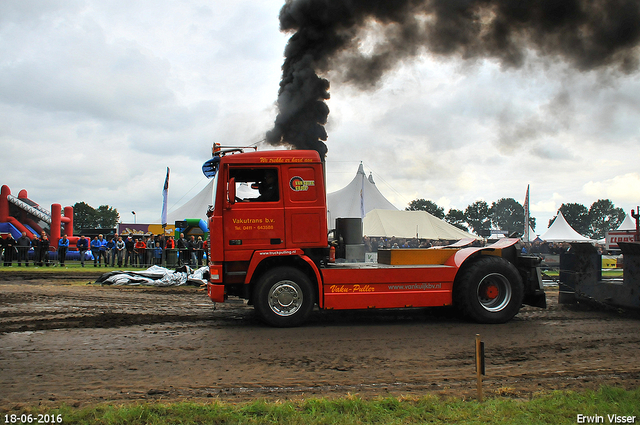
[454,256,524,324]
[253,267,314,327]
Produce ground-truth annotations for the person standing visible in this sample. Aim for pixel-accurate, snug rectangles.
[97,234,108,267]
[76,235,89,267]
[115,236,125,267]
[57,234,69,266]
[106,236,116,267]
[177,233,188,266]
[146,235,155,266]
[164,235,175,266]
[2,234,17,266]
[31,234,42,266]
[124,234,135,267]
[134,238,146,268]
[188,235,197,266]
[17,232,31,266]
[39,233,50,266]
[196,236,204,267]
[90,236,100,267]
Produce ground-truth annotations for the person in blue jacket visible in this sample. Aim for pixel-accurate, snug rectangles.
[106,237,116,267]
[90,236,100,267]
[57,234,70,266]
[96,234,108,267]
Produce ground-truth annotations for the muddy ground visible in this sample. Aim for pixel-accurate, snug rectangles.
[1,274,640,409]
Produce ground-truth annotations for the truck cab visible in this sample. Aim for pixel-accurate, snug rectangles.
[206,150,329,306]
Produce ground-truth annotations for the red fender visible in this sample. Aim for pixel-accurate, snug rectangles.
[445,238,521,268]
[245,248,325,308]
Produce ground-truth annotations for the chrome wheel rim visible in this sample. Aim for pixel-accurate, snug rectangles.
[268,280,303,316]
[477,273,512,312]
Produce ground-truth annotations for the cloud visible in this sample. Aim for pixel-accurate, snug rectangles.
[583,173,640,202]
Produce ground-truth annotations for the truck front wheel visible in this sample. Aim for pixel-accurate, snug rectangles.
[253,267,314,327]
[454,256,524,324]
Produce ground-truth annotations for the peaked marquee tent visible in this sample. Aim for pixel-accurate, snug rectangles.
[327,163,397,228]
[617,213,637,231]
[539,211,594,243]
[364,209,481,240]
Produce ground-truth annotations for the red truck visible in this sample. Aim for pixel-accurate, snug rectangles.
[204,147,546,327]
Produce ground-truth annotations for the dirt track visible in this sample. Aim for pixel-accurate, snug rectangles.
[1,276,640,408]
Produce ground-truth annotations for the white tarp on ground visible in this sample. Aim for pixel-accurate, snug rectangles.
[363,209,482,240]
[95,265,209,286]
[327,163,397,228]
[539,211,594,243]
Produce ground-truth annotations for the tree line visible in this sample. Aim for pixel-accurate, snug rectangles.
[73,202,120,229]
[406,198,626,239]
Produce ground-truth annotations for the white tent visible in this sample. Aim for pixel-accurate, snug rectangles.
[363,209,482,240]
[162,179,214,223]
[617,214,637,231]
[327,163,397,228]
[539,211,594,243]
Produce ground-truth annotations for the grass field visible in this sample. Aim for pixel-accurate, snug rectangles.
[4,386,639,425]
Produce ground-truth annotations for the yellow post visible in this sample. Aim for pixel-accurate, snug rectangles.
[476,334,483,402]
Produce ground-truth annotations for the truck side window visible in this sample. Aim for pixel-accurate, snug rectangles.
[230,168,279,202]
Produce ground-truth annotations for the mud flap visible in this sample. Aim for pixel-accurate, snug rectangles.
[518,256,547,308]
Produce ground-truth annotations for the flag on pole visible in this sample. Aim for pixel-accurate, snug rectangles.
[360,168,365,219]
[161,167,170,226]
[524,184,530,242]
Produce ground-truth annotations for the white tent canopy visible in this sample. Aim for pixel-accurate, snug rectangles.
[539,211,594,243]
[364,209,481,240]
[327,163,397,228]
[617,213,637,231]
[159,179,214,224]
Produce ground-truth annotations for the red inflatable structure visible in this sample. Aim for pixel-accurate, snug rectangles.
[0,185,74,246]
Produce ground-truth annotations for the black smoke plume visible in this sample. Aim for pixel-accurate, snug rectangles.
[266,0,640,157]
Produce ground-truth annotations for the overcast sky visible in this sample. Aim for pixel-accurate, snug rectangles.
[1,0,639,234]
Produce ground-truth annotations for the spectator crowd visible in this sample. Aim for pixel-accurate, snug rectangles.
[0,232,207,268]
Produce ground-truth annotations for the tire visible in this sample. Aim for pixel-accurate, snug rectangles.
[454,256,524,324]
[253,266,314,327]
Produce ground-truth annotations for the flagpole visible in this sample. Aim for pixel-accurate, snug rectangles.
[524,185,530,242]
[162,167,170,229]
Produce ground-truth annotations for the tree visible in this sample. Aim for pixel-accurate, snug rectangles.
[445,208,467,231]
[73,202,97,229]
[464,201,491,235]
[588,199,625,239]
[490,198,524,235]
[95,205,120,228]
[406,199,445,219]
[553,203,590,235]
[73,202,119,229]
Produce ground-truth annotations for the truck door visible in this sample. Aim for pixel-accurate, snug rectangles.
[223,166,285,260]
[283,164,328,248]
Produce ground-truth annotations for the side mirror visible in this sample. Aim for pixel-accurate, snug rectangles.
[228,177,236,206]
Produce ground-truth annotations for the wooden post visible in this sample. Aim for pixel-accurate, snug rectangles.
[475,334,483,402]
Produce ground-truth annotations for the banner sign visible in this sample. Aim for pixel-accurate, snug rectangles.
[605,230,637,250]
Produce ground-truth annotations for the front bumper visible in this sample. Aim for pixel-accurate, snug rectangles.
[207,283,225,303]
